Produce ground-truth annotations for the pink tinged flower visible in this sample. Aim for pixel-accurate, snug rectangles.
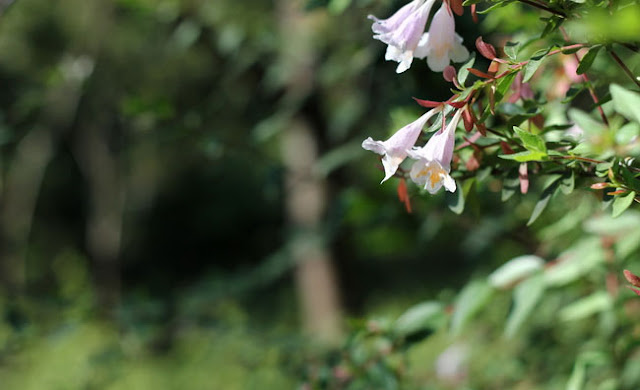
[414,3,469,72]
[408,108,464,194]
[362,106,443,183]
[369,0,436,74]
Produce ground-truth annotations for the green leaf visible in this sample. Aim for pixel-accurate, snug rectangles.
[523,48,549,82]
[499,150,549,162]
[504,41,520,61]
[559,291,612,321]
[584,210,640,235]
[477,0,512,14]
[544,238,604,286]
[576,45,601,75]
[560,171,575,195]
[502,170,520,201]
[446,180,465,214]
[562,84,585,104]
[612,191,636,218]
[527,175,561,226]
[567,360,586,390]
[394,301,446,337]
[513,126,546,153]
[450,280,493,336]
[568,108,606,135]
[567,352,610,390]
[619,166,640,192]
[496,72,517,101]
[505,273,545,338]
[616,122,640,145]
[457,53,476,86]
[497,102,526,116]
[488,255,545,288]
[541,16,563,38]
[611,84,640,124]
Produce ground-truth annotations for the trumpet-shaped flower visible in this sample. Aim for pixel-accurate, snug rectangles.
[362,106,443,183]
[369,0,436,73]
[414,3,469,72]
[408,108,464,193]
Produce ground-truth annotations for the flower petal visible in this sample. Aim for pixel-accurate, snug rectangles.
[443,174,457,192]
[362,137,386,155]
[427,53,450,72]
[450,38,469,63]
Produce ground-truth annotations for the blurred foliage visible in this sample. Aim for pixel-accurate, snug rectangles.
[0,0,638,388]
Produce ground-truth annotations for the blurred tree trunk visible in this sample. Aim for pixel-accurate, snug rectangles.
[75,119,124,314]
[0,55,89,294]
[278,0,343,343]
[0,128,54,293]
[72,0,123,315]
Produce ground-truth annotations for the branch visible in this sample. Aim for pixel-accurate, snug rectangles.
[608,49,640,89]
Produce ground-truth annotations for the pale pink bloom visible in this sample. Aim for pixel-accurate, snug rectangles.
[362,106,443,183]
[408,108,464,193]
[414,4,469,72]
[369,0,437,73]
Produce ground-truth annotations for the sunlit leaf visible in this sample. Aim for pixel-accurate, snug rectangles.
[450,280,493,336]
[394,301,446,338]
[611,84,640,124]
[505,273,545,338]
[559,291,612,321]
[612,191,636,218]
[489,255,545,288]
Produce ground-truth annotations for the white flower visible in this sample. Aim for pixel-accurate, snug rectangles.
[414,3,469,72]
[408,108,464,193]
[369,0,437,73]
[362,106,443,183]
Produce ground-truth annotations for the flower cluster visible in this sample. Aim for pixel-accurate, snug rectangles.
[363,0,470,203]
[362,104,463,194]
[369,0,469,73]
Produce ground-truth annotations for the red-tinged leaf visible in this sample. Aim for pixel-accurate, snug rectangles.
[532,114,545,129]
[488,60,500,75]
[413,97,442,108]
[397,178,412,213]
[443,65,457,82]
[471,4,478,23]
[467,67,494,79]
[500,141,514,154]
[519,162,529,194]
[466,153,481,171]
[476,37,497,60]
[457,132,481,150]
[452,154,460,168]
[467,105,486,136]
[590,182,609,190]
[449,0,464,16]
[462,108,473,132]
[447,101,466,109]
[627,286,640,296]
[609,190,629,195]
[624,269,640,288]
[476,122,487,136]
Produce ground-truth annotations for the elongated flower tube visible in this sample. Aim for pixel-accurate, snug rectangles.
[408,108,464,193]
[369,0,437,73]
[414,3,469,72]
[362,105,443,183]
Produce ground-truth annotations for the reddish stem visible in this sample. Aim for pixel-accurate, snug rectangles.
[608,49,640,89]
